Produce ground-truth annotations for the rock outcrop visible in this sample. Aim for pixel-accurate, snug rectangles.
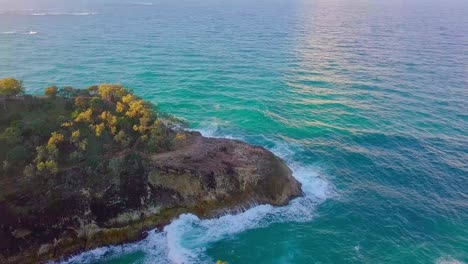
[0,131,302,263]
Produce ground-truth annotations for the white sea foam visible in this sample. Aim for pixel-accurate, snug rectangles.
[1,31,37,35]
[160,165,331,263]
[190,123,236,139]
[61,126,334,264]
[69,12,99,16]
[31,12,99,16]
[436,257,466,264]
[132,2,154,6]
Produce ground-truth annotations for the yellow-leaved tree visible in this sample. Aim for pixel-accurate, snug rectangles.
[0,78,24,96]
[44,86,58,97]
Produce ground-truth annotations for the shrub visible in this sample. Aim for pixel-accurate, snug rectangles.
[75,96,87,109]
[36,161,45,171]
[89,97,105,111]
[47,132,65,147]
[69,151,83,163]
[71,130,81,142]
[87,85,98,96]
[45,160,58,173]
[108,156,124,176]
[44,86,58,97]
[34,146,48,163]
[1,126,22,144]
[36,160,58,174]
[175,132,187,141]
[116,102,126,113]
[94,123,106,137]
[7,145,28,163]
[0,78,24,96]
[2,160,10,172]
[114,130,130,148]
[23,164,35,178]
[75,108,93,123]
[98,83,127,101]
[78,139,88,151]
[59,86,76,98]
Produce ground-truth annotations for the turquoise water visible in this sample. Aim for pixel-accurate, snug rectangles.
[1,0,467,263]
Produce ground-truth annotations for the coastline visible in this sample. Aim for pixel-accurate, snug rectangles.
[1,124,303,263]
[60,129,333,264]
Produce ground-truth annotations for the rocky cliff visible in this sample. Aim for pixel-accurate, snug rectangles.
[0,131,302,263]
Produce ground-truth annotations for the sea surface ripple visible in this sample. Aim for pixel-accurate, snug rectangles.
[1,0,467,263]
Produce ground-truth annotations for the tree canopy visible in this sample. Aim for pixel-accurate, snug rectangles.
[0,81,178,178]
[44,86,58,97]
[0,78,24,96]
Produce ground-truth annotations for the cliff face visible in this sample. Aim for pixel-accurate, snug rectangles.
[0,131,302,263]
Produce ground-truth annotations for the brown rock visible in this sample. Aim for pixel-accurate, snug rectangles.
[0,131,302,263]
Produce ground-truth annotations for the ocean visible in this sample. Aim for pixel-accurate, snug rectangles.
[0,0,467,263]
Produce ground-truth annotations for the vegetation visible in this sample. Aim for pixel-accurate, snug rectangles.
[0,77,24,96]
[44,86,58,97]
[0,78,179,179]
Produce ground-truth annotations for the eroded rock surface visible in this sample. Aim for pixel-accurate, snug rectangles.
[0,131,302,263]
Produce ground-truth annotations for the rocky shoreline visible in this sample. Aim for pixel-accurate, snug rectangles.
[0,131,302,263]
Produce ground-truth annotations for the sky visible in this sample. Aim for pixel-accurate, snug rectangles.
[0,0,99,10]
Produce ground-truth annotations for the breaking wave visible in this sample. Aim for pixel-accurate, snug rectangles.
[31,12,99,16]
[132,2,154,6]
[1,31,38,35]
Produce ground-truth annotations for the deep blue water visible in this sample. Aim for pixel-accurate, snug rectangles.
[1,0,467,263]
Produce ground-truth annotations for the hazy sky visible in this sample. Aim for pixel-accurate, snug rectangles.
[0,0,100,10]
[1,0,467,12]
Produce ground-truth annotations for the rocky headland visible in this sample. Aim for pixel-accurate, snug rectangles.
[0,80,302,263]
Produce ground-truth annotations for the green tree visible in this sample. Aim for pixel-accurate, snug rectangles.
[0,78,24,96]
[114,130,130,147]
[23,164,35,178]
[7,145,28,163]
[0,126,22,144]
[59,86,76,98]
[89,97,105,111]
[45,160,58,174]
[2,160,10,172]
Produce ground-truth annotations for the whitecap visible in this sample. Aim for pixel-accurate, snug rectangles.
[69,12,99,16]
[132,2,154,6]
[354,245,360,252]
[189,122,238,139]
[1,31,38,35]
[31,12,99,16]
